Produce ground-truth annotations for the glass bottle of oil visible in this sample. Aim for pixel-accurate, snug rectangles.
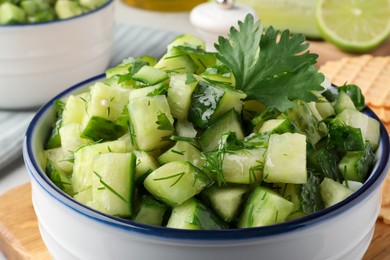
[123,0,207,12]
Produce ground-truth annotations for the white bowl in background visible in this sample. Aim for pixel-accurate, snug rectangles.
[0,0,114,109]
[23,75,390,260]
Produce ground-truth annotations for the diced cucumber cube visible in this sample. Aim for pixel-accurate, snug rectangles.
[55,0,83,19]
[45,147,73,174]
[263,133,307,184]
[86,82,129,121]
[167,198,228,230]
[167,34,207,51]
[155,47,198,74]
[342,180,363,192]
[0,2,26,24]
[144,161,212,206]
[167,73,199,120]
[132,66,168,85]
[73,187,92,207]
[189,80,246,129]
[158,141,204,169]
[62,94,88,126]
[238,186,294,228]
[46,160,74,196]
[334,90,356,114]
[285,101,328,145]
[128,95,174,151]
[336,108,380,150]
[222,148,265,184]
[315,94,335,119]
[133,195,167,226]
[72,140,130,193]
[327,118,365,152]
[338,144,375,182]
[60,123,90,156]
[105,62,133,78]
[259,119,296,134]
[338,84,365,111]
[92,153,136,217]
[79,0,106,10]
[81,82,129,141]
[133,150,159,185]
[320,177,354,208]
[201,184,248,222]
[199,109,245,152]
[175,120,197,139]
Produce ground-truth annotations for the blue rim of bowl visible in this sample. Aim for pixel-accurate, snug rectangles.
[0,0,113,28]
[24,75,390,241]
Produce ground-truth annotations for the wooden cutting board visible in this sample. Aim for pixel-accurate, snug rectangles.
[0,183,389,259]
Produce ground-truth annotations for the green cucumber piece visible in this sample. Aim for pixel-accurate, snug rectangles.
[45,147,73,174]
[54,0,83,19]
[334,90,356,114]
[92,152,136,217]
[338,144,375,182]
[72,140,130,193]
[133,195,167,226]
[201,184,248,222]
[60,123,90,153]
[62,94,88,126]
[238,186,294,228]
[144,161,212,206]
[258,119,296,134]
[46,160,74,196]
[133,150,159,186]
[222,148,265,184]
[336,108,380,151]
[81,82,130,141]
[167,73,199,120]
[155,47,198,74]
[327,118,365,152]
[167,198,228,230]
[263,133,307,184]
[73,187,92,207]
[128,95,174,151]
[199,109,245,152]
[338,84,365,111]
[285,100,328,145]
[132,66,168,85]
[320,177,354,208]
[157,141,205,169]
[315,94,335,119]
[46,100,65,149]
[0,2,26,24]
[189,80,246,129]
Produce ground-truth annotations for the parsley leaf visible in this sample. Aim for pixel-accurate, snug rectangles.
[214,14,325,112]
[156,112,174,131]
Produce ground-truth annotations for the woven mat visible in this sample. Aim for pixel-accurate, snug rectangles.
[320,55,390,224]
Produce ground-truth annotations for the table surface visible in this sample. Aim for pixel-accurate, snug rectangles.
[1,1,390,259]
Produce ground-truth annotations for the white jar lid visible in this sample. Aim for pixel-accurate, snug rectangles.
[190,1,258,50]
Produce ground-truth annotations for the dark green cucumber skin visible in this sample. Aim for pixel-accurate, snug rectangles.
[189,80,225,129]
[81,116,128,142]
[199,109,244,152]
[338,84,365,111]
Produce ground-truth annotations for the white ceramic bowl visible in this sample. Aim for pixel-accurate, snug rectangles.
[24,75,390,260]
[0,1,114,109]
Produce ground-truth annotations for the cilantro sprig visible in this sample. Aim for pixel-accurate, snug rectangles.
[214,14,325,112]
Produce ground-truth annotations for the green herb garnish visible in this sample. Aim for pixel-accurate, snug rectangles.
[214,14,325,112]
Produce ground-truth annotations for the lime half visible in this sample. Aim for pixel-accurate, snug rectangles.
[316,0,390,52]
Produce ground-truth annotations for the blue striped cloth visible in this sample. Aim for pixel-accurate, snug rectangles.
[0,24,179,171]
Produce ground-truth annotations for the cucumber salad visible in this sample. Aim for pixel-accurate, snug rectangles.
[0,0,108,24]
[44,15,381,230]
